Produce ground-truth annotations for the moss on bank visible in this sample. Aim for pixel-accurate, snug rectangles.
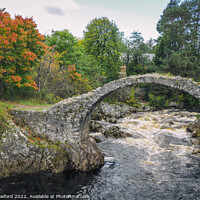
[0,102,12,132]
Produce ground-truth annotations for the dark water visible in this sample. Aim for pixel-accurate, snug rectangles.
[0,170,99,199]
[1,110,200,200]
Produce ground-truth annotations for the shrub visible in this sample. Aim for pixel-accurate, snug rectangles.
[183,94,200,109]
[148,93,168,109]
[126,87,140,108]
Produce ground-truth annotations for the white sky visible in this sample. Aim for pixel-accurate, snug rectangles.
[0,0,170,41]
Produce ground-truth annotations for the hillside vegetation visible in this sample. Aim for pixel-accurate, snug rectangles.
[0,0,199,112]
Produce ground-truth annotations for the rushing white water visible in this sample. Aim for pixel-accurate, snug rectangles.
[88,109,200,200]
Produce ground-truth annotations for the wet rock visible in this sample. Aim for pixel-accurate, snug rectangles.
[169,101,183,108]
[129,114,143,119]
[92,102,156,124]
[103,126,132,138]
[187,118,200,133]
[191,138,200,145]
[67,138,104,171]
[192,148,200,154]
[169,102,178,107]
[140,103,156,112]
[187,118,200,146]
[90,136,102,143]
[131,132,145,139]
[90,132,106,143]
[90,120,103,132]
[160,117,176,124]
[191,130,198,138]
[109,117,117,123]
[160,124,171,129]
[171,124,183,129]
[92,102,137,123]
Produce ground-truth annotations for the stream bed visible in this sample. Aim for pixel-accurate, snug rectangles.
[0,109,200,199]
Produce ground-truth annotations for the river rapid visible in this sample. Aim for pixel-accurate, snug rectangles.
[0,109,200,199]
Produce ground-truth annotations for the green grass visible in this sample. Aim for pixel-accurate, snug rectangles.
[13,105,52,111]
[1,101,16,109]
[2,100,52,111]
[0,102,11,132]
[13,99,52,106]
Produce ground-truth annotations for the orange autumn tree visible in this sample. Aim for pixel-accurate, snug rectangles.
[0,9,45,96]
[35,44,87,98]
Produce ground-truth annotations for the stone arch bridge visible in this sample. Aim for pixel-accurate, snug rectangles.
[12,73,200,171]
[13,73,200,144]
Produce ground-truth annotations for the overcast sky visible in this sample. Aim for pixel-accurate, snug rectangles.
[0,0,170,41]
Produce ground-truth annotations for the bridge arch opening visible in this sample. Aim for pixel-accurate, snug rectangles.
[79,74,200,137]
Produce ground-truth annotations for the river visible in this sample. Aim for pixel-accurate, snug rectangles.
[0,109,200,199]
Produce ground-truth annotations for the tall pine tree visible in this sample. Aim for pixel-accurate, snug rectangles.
[155,0,200,80]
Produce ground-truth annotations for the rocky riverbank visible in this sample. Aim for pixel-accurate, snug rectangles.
[0,101,150,177]
[1,104,200,198]
[90,102,155,137]
[186,117,200,152]
[91,102,154,123]
[0,101,199,178]
[90,103,200,154]
[0,119,104,177]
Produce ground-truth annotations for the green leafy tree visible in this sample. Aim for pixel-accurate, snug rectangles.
[122,31,152,75]
[126,87,140,108]
[76,53,106,88]
[146,38,156,53]
[148,93,169,109]
[83,17,123,82]
[45,29,82,67]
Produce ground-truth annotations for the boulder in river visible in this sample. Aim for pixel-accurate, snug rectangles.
[187,118,200,136]
[103,126,132,138]
[187,118,200,145]
[90,120,103,132]
[91,102,156,123]
[91,102,137,123]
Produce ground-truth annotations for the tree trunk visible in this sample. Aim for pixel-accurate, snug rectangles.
[37,62,42,93]
[0,80,4,98]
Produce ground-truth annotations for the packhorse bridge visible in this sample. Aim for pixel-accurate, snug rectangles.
[12,73,200,171]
